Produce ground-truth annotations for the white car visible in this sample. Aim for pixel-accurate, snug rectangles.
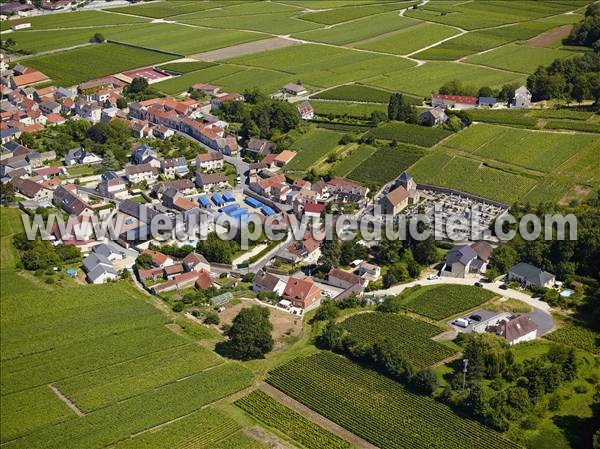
[427,274,439,280]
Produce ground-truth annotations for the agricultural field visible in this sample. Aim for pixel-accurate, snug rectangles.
[235,390,351,449]
[0,270,253,449]
[441,123,599,173]
[175,0,303,19]
[464,44,582,74]
[103,23,267,56]
[333,144,379,177]
[285,128,342,172]
[106,0,229,18]
[1,10,149,30]
[267,352,520,449]
[366,61,525,98]
[368,121,452,147]
[404,0,586,31]
[23,43,176,87]
[356,22,460,55]
[7,25,134,54]
[154,64,247,95]
[408,151,539,203]
[341,312,456,368]
[182,12,322,35]
[348,145,423,187]
[227,44,416,90]
[312,84,393,103]
[294,12,420,45]
[158,61,217,74]
[301,5,386,25]
[311,100,387,119]
[545,321,600,355]
[399,285,496,321]
[413,16,582,60]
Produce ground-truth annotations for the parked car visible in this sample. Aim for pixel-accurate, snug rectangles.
[469,314,482,322]
[474,282,483,288]
[427,274,439,280]
[452,318,469,328]
[499,284,508,290]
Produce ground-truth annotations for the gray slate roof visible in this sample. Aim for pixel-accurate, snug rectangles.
[509,262,555,286]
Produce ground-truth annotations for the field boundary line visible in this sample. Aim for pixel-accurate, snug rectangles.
[48,384,86,417]
[258,382,379,449]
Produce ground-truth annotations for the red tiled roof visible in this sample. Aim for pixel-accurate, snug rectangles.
[143,249,170,266]
[432,93,478,105]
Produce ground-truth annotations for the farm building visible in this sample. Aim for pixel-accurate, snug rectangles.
[432,93,478,109]
[282,82,307,96]
[508,262,555,288]
[511,86,532,109]
[419,107,447,127]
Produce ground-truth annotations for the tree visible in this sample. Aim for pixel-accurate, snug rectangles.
[316,321,347,351]
[371,338,415,382]
[204,311,220,325]
[101,150,120,171]
[490,244,517,274]
[91,32,105,43]
[116,97,128,109]
[135,253,153,269]
[410,369,439,395]
[462,333,513,380]
[0,182,16,203]
[311,300,339,322]
[477,86,494,98]
[128,77,149,95]
[226,306,274,360]
[370,110,387,126]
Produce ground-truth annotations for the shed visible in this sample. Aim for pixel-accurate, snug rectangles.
[199,196,211,208]
[261,206,276,216]
[221,204,238,214]
[223,192,235,202]
[211,193,224,206]
[244,197,263,209]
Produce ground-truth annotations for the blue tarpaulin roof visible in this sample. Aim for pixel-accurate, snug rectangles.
[244,197,263,208]
[261,206,276,216]
[230,208,249,218]
[479,97,497,105]
[199,196,211,208]
[221,204,238,214]
[223,192,235,202]
[212,193,224,205]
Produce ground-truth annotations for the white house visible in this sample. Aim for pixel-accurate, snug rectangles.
[253,271,286,296]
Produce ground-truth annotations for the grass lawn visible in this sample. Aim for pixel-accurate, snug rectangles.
[365,61,525,97]
[23,43,176,87]
[284,128,342,172]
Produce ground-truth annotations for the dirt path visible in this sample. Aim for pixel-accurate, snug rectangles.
[48,384,86,417]
[527,24,573,48]
[259,382,378,449]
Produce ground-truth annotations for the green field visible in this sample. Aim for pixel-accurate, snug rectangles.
[341,312,456,368]
[294,12,419,45]
[1,10,149,30]
[103,23,267,56]
[441,123,599,173]
[399,285,496,321]
[227,44,416,90]
[0,271,253,448]
[158,60,217,74]
[465,44,582,74]
[23,43,176,87]
[107,0,224,18]
[545,321,600,355]
[311,100,387,118]
[348,145,423,187]
[404,0,583,31]
[333,144,379,177]
[7,25,132,54]
[182,12,322,34]
[301,5,385,25]
[312,84,393,103]
[368,121,453,147]
[366,61,525,97]
[285,128,342,171]
[409,151,539,203]
[356,22,460,55]
[154,64,247,95]
[236,390,351,449]
[267,352,520,449]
